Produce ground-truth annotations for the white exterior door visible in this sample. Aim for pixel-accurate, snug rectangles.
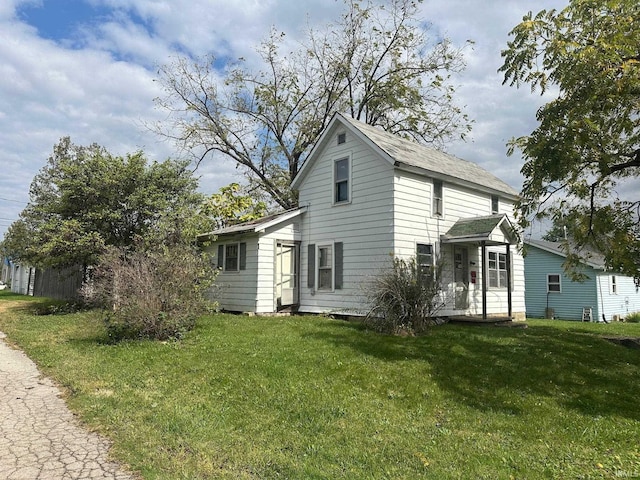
[454,246,469,310]
[276,243,298,308]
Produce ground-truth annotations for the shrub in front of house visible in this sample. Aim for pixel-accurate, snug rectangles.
[365,256,445,335]
[83,245,215,341]
[624,312,640,323]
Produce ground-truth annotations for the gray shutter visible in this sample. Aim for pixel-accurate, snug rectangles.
[307,244,315,288]
[217,245,224,269]
[335,242,343,289]
[239,242,247,270]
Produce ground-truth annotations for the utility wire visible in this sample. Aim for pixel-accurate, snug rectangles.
[0,196,26,204]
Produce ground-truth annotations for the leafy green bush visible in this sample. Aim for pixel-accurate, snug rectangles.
[83,245,215,340]
[624,311,640,323]
[365,256,445,335]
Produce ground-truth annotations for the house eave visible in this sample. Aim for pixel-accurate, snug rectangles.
[198,207,306,240]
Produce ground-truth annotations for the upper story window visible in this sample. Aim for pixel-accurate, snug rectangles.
[491,195,499,214]
[337,132,346,145]
[432,179,443,217]
[488,251,507,288]
[334,157,350,204]
[547,274,561,292]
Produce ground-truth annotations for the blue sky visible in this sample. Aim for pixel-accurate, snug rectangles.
[0,0,571,240]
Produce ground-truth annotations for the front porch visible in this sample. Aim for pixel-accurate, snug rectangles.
[440,214,522,320]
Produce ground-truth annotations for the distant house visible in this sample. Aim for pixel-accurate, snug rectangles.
[202,112,526,320]
[524,239,640,321]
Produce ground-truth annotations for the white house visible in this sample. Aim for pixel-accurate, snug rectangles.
[524,239,640,321]
[203,113,526,320]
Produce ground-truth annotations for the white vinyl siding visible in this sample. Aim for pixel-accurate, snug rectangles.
[298,122,394,314]
[393,171,525,318]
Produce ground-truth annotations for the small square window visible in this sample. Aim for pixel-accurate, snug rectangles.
[337,132,346,145]
[547,274,561,292]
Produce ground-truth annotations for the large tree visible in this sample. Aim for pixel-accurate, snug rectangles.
[1,137,204,269]
[154,0,471,210]
[500,0,640,279]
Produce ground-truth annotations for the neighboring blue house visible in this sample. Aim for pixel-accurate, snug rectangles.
[524,239,640,322]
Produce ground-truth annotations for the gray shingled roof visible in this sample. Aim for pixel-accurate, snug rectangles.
[525,238,605,269]
[445,215,506,239]
[441,214,517,245]
[339,114,519,198]
[198,208,304,237]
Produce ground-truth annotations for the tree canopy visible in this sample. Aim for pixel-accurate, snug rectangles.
[1,137,204,269]
[154,0,471,210]
[500,0,640,279]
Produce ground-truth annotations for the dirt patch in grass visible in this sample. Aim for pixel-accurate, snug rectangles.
[602,335,640,349]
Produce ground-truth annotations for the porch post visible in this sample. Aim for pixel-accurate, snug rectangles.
[481,241,487,320]
[506,243,512,319]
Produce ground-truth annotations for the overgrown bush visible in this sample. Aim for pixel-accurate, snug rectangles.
[365,256,445,335]
[82,244,215,340]
[624,311,640,323]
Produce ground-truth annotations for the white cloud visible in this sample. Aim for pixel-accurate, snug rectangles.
[2,0,633,244]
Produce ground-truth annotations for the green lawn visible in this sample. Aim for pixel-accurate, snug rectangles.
[1,292,639,479]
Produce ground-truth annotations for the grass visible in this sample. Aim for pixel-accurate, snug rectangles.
[1,291,640,479]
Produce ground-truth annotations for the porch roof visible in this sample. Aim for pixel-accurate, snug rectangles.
[441,214,518,246]
[198,207,306,238]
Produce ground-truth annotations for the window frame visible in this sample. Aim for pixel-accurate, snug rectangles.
[491,195,499,214]
[217,242,246,272]
[547,273,561,293]
[416,243,433,277]
[337,132,346,145]
[487,251,508,289]
[333,156,351,205]
[610,275,617,294]
[317,244,334,291]
[432,179,443,217]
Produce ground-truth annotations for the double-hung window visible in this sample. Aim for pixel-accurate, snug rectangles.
[318,245,333,290]
[307,242,343,291]
[417,243,433,277]
[491,195,499,214]
[488,251,507,288]
[334,158,350,203]
[547,274,561,292]
[433,179,443,216]
[610,275,617,294]
[216,242,247,272]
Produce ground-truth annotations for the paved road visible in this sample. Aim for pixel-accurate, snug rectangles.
[0,331,136,480]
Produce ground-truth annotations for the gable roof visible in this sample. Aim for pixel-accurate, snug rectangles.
[292,112,519,199]
[198,207,306,238]
[524,238,605,269]
[441,214,518,245]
